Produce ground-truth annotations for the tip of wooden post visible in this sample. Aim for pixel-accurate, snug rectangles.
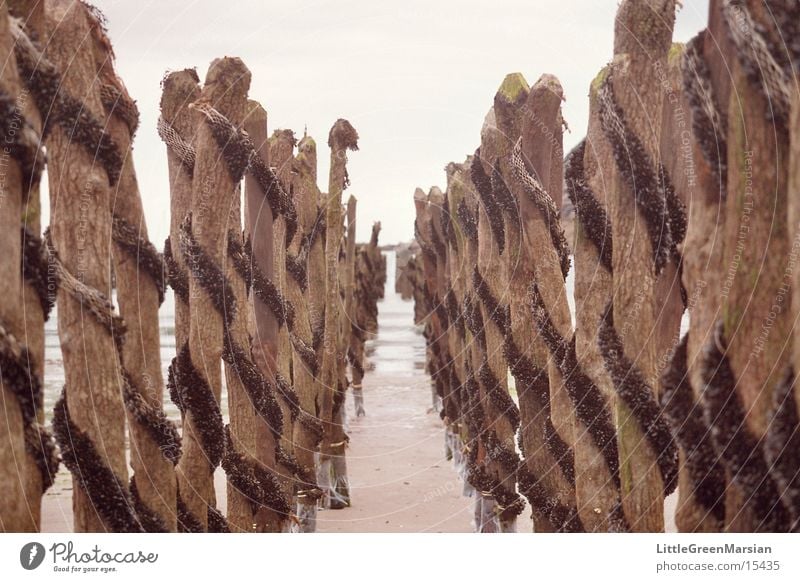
[667,42,685,66]
[613,0,676,58]
[160,69,201,121]
[496,73,530,104]
[270,128,297,144]
[428,186,444,205]
[590,65,611,95]
[299,133,317,150]
[531,73,564,100]
[328,119,359,151]
[297,134,317,173]
[204,56,251,96]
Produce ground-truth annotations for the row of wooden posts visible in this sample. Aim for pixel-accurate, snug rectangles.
[403,0,800,533]
[0,0,385,533]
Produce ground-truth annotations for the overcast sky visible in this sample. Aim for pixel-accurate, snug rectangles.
[59,0,709,245]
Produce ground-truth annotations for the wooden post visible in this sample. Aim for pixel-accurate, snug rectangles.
[242,101,290,533]
[498,74,593,533]
[0,3,45,532]
[160,68,200,383]
[159,68,203,531]
[702,0,793,532]
[658,8,730,531]
[319,119,359,507]
[7,3,57,532]
[38,0,134,532]
[593,0,681,532]
[295,132,328,525]
[443,160,487,525]
[427,187,457,428]
[344,196,365,418]
[297,133,326,351]
[472,88,525,533]
[177,57,250,531]
[267,129,299,521]
[414,190,446,417]
[85,6,179,532]
[566,68,627,531]
[456,161,505,532]
[329,199,355,506]
[779,0,800,532]
[285,131,325,527]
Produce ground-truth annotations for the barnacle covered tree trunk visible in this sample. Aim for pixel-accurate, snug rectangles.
[345,196,366,417]
[328,197,357,507]
[709,0,793,532]
[779,0,800,532]
[161,68,199,383]
[0,3,42,532]
[455,165,506,532]
[86,7,179,532]
[414,190,447,422]
[267,128,298,520]
[659,7,731,532]
[40,0,133,532]
[426,187,456,427]
[499,74,582,533]
[158,68,202,532]
[319,119,358,507]
[566,68,625,532]
[295,132,327,525]
[471,80,534,533]
[598,0,679,532]
[286,132,324,528]
[242,101,287,533]
[7,2,57,532]
[439,168,468,487]
[177,57,250,531]
[444,160,493,529]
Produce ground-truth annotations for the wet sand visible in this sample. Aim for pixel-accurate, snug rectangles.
[316,271,481,532]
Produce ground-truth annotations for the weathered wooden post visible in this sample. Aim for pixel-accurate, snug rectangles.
[658,5,731,531]
[596,0,680,531]
[414,190,446,416]
[86,6,180,532]
[241,101,294,532]
[486,73,586,533]
[160,67,199,391]
[699,0,794,532]
[265,129,301,521]
[350,246,369,417]
[34,0,136,532]
[471,83,529,533]
[176,57,251,531]
[0,3,51,532]
[158,68,203,531]
[443,161,487,522]
[284,129,325,528]
[344,196,365,418]
[427,187,458,429]
[319,119,359,507]
[565,69,627,531]
[7,3,59,532]
[777,0,800,532]
[294,132,327,525]
[328,199,355,506]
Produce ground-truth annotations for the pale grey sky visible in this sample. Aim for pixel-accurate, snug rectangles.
[48,0,709,245]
